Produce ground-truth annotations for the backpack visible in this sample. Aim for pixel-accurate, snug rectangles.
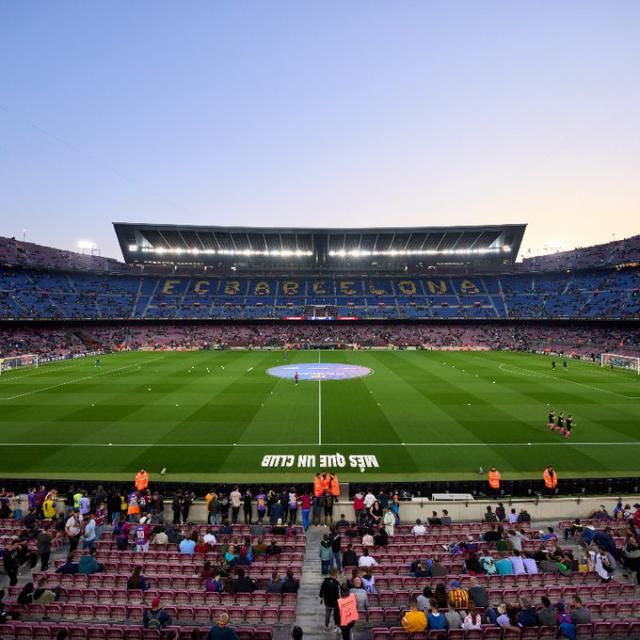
[147,610,162,629]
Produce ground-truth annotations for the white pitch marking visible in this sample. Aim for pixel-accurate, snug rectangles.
[0,363,145,401]
[247,367,254,372]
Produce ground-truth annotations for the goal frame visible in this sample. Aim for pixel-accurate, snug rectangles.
[600,353,640,374]
[0,354,39,375]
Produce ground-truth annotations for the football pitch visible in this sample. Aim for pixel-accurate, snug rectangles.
[0,349,639,483]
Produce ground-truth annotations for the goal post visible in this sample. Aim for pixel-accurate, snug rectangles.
[0,354,39,375]
[600,353,640,374]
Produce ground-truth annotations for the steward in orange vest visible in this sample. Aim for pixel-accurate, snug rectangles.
[313,473,323,498]
[543,466,558,491]
[329,473,340,497]
[488,467,501,491]
[135,469,149,492]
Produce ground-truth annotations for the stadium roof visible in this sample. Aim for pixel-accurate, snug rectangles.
[114,222,527,271]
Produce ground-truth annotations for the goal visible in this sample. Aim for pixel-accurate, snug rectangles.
[0,354,39,375]
[600,353,640,374]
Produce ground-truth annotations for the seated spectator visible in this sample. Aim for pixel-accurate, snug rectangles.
[208,612,239,640]
[427,511,442,526]
[32,577,60,605]
[265,540,282,555]
[336,514,350,529]
[590,505,610,520]
[350,576,368,611]
[463,605,483,630]
[509,549,526,575]
[373,526,388,546]
[361,572,376,594]
[195,536,209,554]
[569,596,591,624]
[401,596,427,633]
[479,553,497,575]
[495,553,514,575]
[517,508,531,523]
[205,572,224,593]
[127,565,149,591]
[427,598,447,631]
[78,548,103,574]
[464,552,483,575]
[143,597,172,629]
[411,519,427,536]
[266,571,283,593]
[151,526,168,545]
[362,530,374,547]
[447,580,469,608]
[429,559,447,577]
[508,508,518,524]
[203,528,217,545]
[230,567,254,594]
[440,509,452,525]
[495,503,506,522]
[523,553,539,575]
[224,544,239,565]
[484,506,497,522]
[251,522,266,537]
[495,603,520,632]
[411,560,429,578]
[342,543,358,567]
[220,520,233,535]
[55,554,78,575]
[468,576,489,607]
[483,523,501,542]
[556,602,576,640]
[416,586,433,612]
[537,596,557,626]
[272,518,286,535]
[179,533,197,554]
[518,597,538,627]
[358,548,377,568]
[254,537,267,555]
[543,527,558,542]
[433,584,448,609]
[282,569,300,594]
[445,601,463,629]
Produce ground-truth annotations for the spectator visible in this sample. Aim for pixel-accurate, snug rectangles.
[556,602,576,640]
[350,576,368,611]
[36,527,53,571]
[358,548,377,568]
[282,569,300,594]
[495,603,520,632]
[32,577,60,605]
[483,523,501,542]
[329,526,342,571]
[152,526,168,545]
[447,580,469,608]
[416,585,433,612]
[383,507,395,536]
[484,506,497,522]
[495,553,515,575]
[207,612,239,640]
[518,597,538,627]
[537,596,557,626]
[143,597,172,630]
[411,518,426,536]
[570,596,591,624]
[445,601,463,629]
[319,534,332,575]
[127,565,149,591]
[373,526,388,547]
[427,597,447,632]
[179,532,197,554]
[65,509,82,552]
[402,596,427,633]
[440,509,452,525]
[463,606,483,630]
[433,584,448,609]
[243,489,253,525]
[508,508,518,524]
[362,529,374,547]
[266,571,283,593]
[265,540,281,555]
[510,549,526,575]
[55,554,78,575]
[230,567,255,594]
[77,547,103,574]
[468,576,489,607]
[319,569,341,632]
[361,571,376,594]
[429,559,447,577]
[342,543,358,567]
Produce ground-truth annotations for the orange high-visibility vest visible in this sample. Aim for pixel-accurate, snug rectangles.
[330,473,341,497]
[313,475,323,497]
[488,470,501,489]
[543,468,558,489]
[135,471,149,491]
[320,473,332,494]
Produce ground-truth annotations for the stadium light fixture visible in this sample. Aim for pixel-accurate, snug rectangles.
[137,247,313,257]
[77,240,96,250]
[328,247,505,258]
[128,244,138,252]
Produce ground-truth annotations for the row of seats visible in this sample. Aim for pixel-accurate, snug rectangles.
[1,621,272,640]
[371,622,640,640]
[15,602,295,625]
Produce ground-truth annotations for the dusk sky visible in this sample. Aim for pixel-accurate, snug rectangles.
[1,1,639,260]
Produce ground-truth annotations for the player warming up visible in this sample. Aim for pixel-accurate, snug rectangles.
[561,415,575,438]
[547,410,555,430]
[294,371,299,386]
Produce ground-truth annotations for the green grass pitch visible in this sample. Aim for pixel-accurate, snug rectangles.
[0,349,639,483]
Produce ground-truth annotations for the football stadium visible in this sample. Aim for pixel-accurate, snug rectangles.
[2,3,640,639]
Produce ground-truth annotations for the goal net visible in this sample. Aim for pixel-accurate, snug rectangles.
[0,354,39,375]
[600,353,640,374]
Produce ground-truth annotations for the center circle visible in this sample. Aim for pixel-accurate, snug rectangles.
[267,363,373,381]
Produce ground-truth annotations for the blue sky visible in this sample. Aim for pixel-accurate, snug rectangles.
[1,1,638,260]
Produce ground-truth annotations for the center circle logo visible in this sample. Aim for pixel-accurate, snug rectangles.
[267,363,373,381]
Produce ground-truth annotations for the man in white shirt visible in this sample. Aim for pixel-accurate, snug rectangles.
[229,486,242,525]
[523,556,538,574]
[411,519,427,536]
[363,491,376,509]
[358,549,378,568]
[508,509,518,525]
[509,550,526,575]
[65,510,83,552]
[203,529,217,545]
